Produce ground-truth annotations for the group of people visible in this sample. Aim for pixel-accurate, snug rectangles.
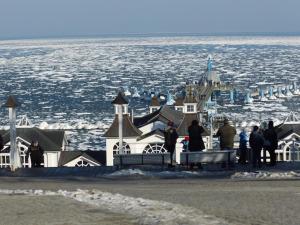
[164,120,206,167]
[164,118,278,168]
[243,121,278,168]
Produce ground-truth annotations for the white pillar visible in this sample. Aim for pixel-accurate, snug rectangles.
[9,108,21,171]
[118,105,123,154]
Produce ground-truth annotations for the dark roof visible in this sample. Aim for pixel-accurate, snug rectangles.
[134,105,183,128]
[111,92,128,105]
[137,129,165,141]
[3,96,20,108]
[58,150,106,166]
[275,123,300,140]
[150,96,160,107]
[103,114,142,138]
[175,97,184,106]
[0,127,65,151]
[177,113,210,137]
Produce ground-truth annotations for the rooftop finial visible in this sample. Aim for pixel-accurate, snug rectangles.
[207,55,213,72]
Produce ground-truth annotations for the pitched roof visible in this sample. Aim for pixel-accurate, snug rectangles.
[150,96,160,107]
[3,96,20,108]
[58,150,106,166]
[103,114,142,138]
[175,97,184,106]
[137,129,165,141]
[177,113,210,137]
[134,105,183,128]
[0,127,65,151]
[111,92,128,105]
[275,123,300,140]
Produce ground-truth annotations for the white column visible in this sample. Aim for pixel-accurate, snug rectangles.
[9,108,21,171]
[118,105,123,154]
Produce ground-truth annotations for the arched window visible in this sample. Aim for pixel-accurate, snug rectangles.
[143,143,167,154]
[113,142,131,155]
[75,159,91,167]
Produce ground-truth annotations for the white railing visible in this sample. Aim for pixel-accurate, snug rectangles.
[0,153,31,168]
[276,147,300,162]
[0,153,10,168]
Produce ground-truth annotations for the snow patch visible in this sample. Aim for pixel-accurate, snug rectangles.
[231,171,300,179]
[0,189,229,225]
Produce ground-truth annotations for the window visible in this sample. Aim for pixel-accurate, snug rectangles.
[143,143,167,154]
[113,142,131,155]
[187,105,195,112]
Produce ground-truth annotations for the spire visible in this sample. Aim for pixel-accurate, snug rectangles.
[112,92,128,105]
[207,55,213,72]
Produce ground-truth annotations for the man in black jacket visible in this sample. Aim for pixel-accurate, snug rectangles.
[164,121,178,166]
[249,126,264,168]
[263,121,278,166]
[27,140,44,168]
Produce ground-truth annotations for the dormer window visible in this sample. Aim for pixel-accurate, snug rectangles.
[187,105,195,112]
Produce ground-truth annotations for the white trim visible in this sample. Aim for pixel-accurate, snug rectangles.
[64,156,101,167]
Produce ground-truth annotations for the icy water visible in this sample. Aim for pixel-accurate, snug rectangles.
[0,35,299,150]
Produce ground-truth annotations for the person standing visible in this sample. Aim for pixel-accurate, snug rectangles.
[164,121,178,166]
[27,140,44,168]
[188,120,205,169]
[238,129,248,164]
[249,126,264,168]
[263,121,278,166]
[216,118,237,150]
[188,120,205,152]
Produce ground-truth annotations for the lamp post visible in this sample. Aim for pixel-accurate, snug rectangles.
[4,96,21,171]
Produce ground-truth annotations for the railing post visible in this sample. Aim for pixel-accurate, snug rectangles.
[120,155,123,167]
[185,153,189,166]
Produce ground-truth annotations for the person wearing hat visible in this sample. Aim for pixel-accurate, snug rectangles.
[164,121,178,166]
[216,118,237,150]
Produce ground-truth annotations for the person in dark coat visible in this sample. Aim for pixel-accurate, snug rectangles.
[238,129,248,164]
[27,140,44,168]
[188,120,205,170]
[216,118,236,150]
[249,126,264,168]
[263,121,278,166]
[164,121,178,166]
[188,120,205,151]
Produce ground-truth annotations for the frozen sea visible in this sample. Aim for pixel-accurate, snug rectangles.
[0,35,299,150]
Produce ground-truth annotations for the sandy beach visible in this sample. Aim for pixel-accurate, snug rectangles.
[0,176,300,225]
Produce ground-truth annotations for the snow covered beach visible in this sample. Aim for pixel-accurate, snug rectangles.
[0,169,300,225]
[0,163,300,225]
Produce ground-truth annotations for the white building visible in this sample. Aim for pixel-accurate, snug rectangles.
[0,117,107,168]
[104,91,210,166]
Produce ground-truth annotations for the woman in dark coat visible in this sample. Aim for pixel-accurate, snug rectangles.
[188,120,205,151]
